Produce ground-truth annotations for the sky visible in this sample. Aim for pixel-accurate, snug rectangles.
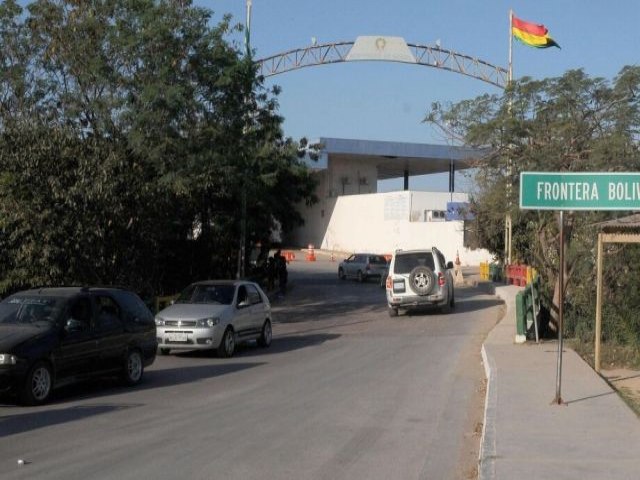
[17,1,640,192]
[201,1,639,192]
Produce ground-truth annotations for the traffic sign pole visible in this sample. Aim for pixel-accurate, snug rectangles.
[519,171,640,405]
[553,210,565,405]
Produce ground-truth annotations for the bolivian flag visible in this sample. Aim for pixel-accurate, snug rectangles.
[512,15,560,49]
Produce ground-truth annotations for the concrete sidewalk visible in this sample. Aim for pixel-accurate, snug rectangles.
[479,284,640,479]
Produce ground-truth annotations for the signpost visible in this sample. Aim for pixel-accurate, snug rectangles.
[520,172,640,405]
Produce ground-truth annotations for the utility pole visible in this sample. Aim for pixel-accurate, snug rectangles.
[236,0,253,280]
[236,0,253,279]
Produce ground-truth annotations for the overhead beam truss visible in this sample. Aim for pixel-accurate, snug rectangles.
[256,41,508,89]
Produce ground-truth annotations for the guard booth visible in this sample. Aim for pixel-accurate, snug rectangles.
[594,214,640,373]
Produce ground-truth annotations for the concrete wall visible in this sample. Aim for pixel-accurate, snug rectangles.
[290,190,494,266]
[325,156,378,197]
[293,156,378,249]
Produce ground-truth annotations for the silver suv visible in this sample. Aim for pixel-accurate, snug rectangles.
[385,248,455,316]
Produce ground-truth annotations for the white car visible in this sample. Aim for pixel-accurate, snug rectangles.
[338,253,389,282]
[155,280,272,358]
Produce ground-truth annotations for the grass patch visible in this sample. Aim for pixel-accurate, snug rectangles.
[617,387,640,417]
[568,339,640,370]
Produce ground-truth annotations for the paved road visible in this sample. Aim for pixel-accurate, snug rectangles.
[1,260,501,480]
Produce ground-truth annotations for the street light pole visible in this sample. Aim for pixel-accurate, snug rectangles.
[236,0,253,280]
[245,0,253,58]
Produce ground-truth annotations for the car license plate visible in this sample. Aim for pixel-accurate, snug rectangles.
[167,332,188,342]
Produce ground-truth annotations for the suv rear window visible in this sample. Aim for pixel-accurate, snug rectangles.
[393,253,435,274]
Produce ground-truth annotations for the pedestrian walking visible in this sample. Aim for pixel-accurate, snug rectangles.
[275,250,288,294]
[266,256,276,291]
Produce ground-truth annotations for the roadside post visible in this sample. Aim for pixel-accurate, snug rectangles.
[520,171,640,404]
[556,210,564,405]
[530,276,540,343]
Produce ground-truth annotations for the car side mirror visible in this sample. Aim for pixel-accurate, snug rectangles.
[446,261,454,269]
[65,318,84,333]
[238,299,250,308]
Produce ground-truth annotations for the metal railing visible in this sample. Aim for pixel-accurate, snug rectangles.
[256,41,508,88]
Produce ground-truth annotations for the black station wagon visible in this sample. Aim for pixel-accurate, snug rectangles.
[0,287,157,405]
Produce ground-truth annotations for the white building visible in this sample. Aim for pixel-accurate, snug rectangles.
[288,137,494,265]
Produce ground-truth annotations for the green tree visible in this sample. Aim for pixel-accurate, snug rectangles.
[0,0,316,296]
[426,68,640,332]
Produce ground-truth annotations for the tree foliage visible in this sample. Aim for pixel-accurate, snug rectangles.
[0,0,317,297]
[426,67,640,340]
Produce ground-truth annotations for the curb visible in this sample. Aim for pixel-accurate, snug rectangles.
[477,283,520,480]
[478,344,497,480]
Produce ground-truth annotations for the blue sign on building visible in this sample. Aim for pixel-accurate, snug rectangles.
[446,202,474,221]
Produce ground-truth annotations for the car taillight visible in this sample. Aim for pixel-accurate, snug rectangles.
[386,276,392,289]
[438,272,445,287]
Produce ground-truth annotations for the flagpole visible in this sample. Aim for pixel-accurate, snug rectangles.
[508,9,514,83]
[505,9,514,265]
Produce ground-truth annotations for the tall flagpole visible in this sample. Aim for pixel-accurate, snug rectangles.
[505,9,514,265]
[508,10,514,84]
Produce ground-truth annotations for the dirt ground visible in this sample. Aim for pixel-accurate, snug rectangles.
[459,377,486,479]
[601,368,640,416]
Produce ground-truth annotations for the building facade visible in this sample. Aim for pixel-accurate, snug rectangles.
[288,137,495,265]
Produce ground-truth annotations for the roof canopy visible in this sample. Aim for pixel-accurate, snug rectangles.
[596,214,640,233]
[318,137,487,180]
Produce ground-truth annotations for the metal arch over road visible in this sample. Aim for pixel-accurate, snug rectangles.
[256,36,508,89]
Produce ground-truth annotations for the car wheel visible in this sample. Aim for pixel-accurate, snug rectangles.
[338,268,346,280]
[409,266,436,295]
[441,300,452,314]
[441,287,455,314]
[258,319,272,348]
[21,361,53,406]
[122,349,144,386]
[217,328,236,358]
[388,306,399,317]
[159,348,171,356]
[357,270,364,282]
